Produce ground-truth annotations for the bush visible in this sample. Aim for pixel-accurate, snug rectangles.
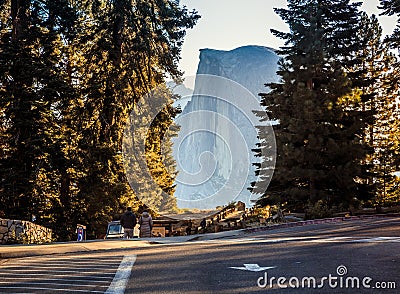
[305,200,333,219]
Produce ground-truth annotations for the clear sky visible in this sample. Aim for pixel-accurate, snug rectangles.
[179,0,398,77]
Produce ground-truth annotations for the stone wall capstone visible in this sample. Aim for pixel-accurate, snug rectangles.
[0,219,52,244]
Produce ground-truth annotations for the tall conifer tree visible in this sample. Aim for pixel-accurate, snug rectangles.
[74,0,199,236]
[379,0,400,206]
[0,0,199,240]
[380,0,400,46]
[0,0,78,226]
[352,13,400,208]
[253,0,368,217]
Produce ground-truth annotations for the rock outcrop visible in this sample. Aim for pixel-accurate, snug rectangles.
[173,46,279,209]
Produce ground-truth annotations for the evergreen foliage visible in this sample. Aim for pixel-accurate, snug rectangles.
[352,13,400,208]
[123,84,180,214]
[379,0,400,47]
[253,0,374,217]
[0,0,199,240]
[254,1,400,216]
[379,0,400,206]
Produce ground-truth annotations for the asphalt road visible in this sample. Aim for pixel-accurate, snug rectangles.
[0,252,125,293]
[1,218,399,293]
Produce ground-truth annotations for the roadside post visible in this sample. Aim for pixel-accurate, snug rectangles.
[76,224,86,241]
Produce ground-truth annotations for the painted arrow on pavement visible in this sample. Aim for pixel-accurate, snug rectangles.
[229,264,276,272]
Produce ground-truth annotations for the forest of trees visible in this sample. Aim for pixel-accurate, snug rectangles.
[0,0,199,240]
[2,0,400,241]
[252,0,400,218]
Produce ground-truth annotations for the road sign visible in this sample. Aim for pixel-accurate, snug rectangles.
[77,224,86,241]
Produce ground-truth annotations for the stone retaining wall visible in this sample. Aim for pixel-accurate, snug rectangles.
[0,219,52,244]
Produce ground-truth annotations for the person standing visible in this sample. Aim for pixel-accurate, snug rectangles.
[139,210,153,238]
[186,219,192,235]
[120,207,137,239]
[200,218,207,233]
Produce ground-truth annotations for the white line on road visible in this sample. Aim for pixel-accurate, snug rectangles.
[5,262,122,268]
[0,286,104,293]
[2,267,119,272]
[350,237,400,242]
[1,272,115,277]
[0,281,109,288]
[210,236,400,244]
[308,237,353,242]
[4,260,120,264]
[105,255,137,294]
[0,277,112,282]
[14,258,124,264]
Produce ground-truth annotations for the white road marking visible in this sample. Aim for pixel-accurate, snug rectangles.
[0,281,109,288]
[229,264,276,272]
[2,267,119,272]
[1,272,115,276]
[210,236,400,244]
[105,254,137,294]
[139,235,400,247]
[350,237,400,242]
[2,272,114,279]
[0,277,112,282]
[213,236,317,243]
[308,237,354,242]
[15,257,120,265]
[307,236,400,243]
[6,262,122,267]
[0,254,127,293]
[0,286,104,293]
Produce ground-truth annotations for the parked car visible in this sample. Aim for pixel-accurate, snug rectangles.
[105,220,124,239]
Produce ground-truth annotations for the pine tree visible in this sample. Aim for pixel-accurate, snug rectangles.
[253,0,369,217]
[145,92,181,213]
[45,1,87,240]
[351,13,400,209]
[74,0,199,237]
[0,0,78,227]
[379,0,400,47]
[0,0,199,240]
[379,0,400,206]
[123,85,180,214]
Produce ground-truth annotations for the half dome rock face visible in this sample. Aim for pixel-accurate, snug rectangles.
[196,46,280,96]
[173,45,279,209]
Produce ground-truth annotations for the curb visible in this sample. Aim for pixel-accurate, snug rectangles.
[243,213,400,233]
